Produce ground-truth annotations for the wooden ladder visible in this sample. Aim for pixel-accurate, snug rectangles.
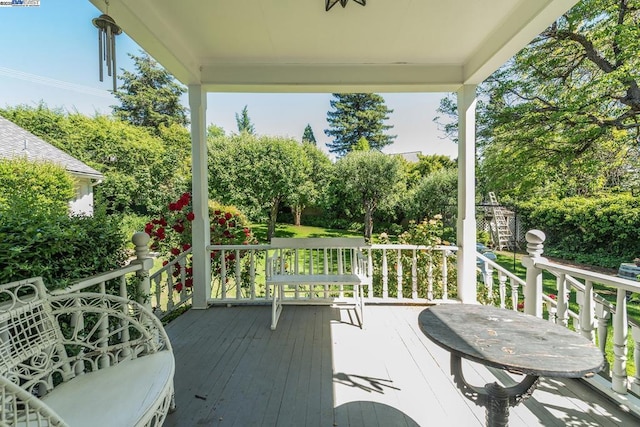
[487,192,514,250]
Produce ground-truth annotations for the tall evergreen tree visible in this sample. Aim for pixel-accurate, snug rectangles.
[112,52,188,132]
[324,93,396,157]
[235,105,255,135]
[302,124,317,144]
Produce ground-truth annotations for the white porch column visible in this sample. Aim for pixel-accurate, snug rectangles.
[456,85,478,303]
[189,85,211,309]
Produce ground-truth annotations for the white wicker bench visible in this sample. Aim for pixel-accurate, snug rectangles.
[267,237,371,330]
[0,277,175,427]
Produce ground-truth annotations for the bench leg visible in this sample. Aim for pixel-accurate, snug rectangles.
[271,283,283,330]
[354,284,364,329]
[169,392,176,413]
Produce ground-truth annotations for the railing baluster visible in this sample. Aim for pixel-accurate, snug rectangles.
[612,288,628,394]
[367,248,374,299]
[631,325,640,396]
[249,250,256,299]
[498,271,506,309]
[167,265,175,312]
[235,249,242,299]
[442,252,448,301]
[396,249,402,300]
[427,253,433,301]
[220,249,227,300]
[595,302,611,374]
[153,274,162,314]
[484,261,493,304]
[580,280,595,343]
[411,249,418,300]
[382,249,388,299]
[556,273,568,327]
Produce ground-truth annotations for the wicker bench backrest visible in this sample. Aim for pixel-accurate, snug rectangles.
[0,277,69,394]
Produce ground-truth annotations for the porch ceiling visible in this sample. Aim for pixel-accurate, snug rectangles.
[89,0,578,93]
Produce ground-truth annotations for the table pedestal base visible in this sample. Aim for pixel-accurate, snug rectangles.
[450,354,540,427]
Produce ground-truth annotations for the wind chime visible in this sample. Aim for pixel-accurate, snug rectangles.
[92,0,121,91]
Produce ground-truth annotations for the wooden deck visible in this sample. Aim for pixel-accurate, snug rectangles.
[163,305,637,426]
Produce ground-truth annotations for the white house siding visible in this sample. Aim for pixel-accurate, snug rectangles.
[70,178,95,216]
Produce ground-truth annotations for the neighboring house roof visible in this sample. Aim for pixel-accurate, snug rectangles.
[389,151,422,163]
[0,116,103,180]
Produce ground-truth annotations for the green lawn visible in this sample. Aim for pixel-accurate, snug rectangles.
[250,223,361,242]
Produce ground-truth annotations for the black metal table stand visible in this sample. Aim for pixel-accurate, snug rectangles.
[450,354,540,427]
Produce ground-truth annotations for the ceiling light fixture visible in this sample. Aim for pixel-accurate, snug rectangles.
[325,0,366,12]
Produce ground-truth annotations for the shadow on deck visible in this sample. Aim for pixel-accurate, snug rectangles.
[163,305,637,427]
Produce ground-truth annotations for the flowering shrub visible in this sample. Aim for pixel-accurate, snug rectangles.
[208,201,258,292]
[145,192,195,292]
[145,194,257,293]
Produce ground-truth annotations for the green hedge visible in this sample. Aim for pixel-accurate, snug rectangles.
[0,207,128,290]
[0,158,74,216]
[518,194,640,268]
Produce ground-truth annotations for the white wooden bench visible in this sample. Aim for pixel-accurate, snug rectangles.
[0,277,175,427]
[267,237,371,330]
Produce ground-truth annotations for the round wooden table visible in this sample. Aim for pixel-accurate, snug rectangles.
[418,304,604,427]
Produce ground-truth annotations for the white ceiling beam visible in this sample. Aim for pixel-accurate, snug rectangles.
[200,64,463,93]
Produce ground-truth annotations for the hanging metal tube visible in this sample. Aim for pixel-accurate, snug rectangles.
[92,13,121,91]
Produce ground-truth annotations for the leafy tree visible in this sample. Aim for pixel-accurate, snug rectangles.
[207,123,225,140]
[352,137,370,151]
[289,143,332,226]
[405,168,458,222]
[302,124,317,144]
[436,0,640,199]
[235,105,255,135]
[333,150,405,240]
[325,93,396,156]
[112,52,188,132]
[410,154,456,178]
[208,134,309,240]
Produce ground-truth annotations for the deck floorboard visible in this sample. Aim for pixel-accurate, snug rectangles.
[163,305,638,426]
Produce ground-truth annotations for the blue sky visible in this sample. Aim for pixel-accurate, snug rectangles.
[0,1,458,158]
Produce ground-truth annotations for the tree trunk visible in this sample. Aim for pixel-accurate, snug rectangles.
[268,199,280,241]
[293,205,303,226]
[363,207,374,242]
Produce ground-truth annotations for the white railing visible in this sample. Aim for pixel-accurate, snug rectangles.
[203,243,459,305]
[479,230,640,414]
[149,248,192,319]
[148,242,459,315]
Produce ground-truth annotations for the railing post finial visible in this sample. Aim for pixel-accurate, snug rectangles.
[525,229,545,258]
[133,231,151,260]
[522,230,547,317]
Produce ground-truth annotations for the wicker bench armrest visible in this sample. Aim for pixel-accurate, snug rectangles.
[0,374,69,427]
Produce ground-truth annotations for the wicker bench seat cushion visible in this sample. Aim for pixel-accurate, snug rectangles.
[41,352,174,427]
